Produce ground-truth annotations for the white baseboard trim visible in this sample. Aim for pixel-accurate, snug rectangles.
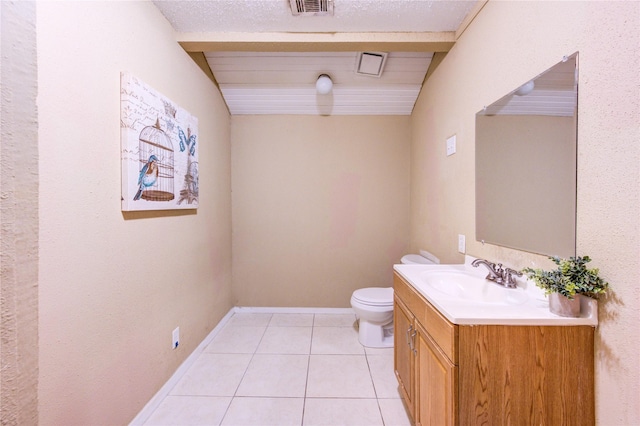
[129,307,236,425]
[234,306,355,314]
[129,306,356,425]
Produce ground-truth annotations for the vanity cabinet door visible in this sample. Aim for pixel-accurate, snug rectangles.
[415,321,458,426]
[394,296,415,418]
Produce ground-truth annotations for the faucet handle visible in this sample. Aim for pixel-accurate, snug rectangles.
[503,268,523,287]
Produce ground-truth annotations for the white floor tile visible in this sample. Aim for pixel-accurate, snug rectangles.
[256,326,312,354]
[311,326,365,355]
[313,313,357,327]
[367,354,403,398]
[170,353,252,397]
[306,355,376,398]
[204,325,266,354]
[143,395,230,426]
[302,398,384,426]
[236,354,309,398]
[365,346,394,356]
[269,313,314,327]
[141,312,407,426]
[227,312,273,327]
[378,398,413,426]
[221,397,304,426]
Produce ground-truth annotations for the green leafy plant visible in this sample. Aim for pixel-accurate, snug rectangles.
[522,256,609,299]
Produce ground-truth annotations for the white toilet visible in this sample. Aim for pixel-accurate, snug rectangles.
[351,287,395,348]
[351,250,439,348]
[401,249,440,265]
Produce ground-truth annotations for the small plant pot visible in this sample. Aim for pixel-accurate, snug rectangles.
[548,293,581,317]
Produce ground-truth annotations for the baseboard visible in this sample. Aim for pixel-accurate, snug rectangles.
[234,306,355,314]
[129,307,236,425]
[129,306,356,425]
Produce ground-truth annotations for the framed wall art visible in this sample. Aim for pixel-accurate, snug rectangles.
[120,73,199,211]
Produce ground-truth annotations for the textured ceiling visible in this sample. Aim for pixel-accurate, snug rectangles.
[152,0,481,115]
[153,0,477,33]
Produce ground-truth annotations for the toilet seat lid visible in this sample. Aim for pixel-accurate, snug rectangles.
[352,287,393,306]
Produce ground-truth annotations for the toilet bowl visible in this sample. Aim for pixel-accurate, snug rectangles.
[350,251,439,348]
[350,287,394,348]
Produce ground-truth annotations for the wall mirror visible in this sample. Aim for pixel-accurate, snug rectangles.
[476,53,578,258]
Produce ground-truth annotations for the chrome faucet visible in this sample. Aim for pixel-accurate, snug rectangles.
[471,258,503,281]
[471,258,522,288]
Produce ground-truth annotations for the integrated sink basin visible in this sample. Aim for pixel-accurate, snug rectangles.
[393,256,598,325]
[419,270,529,305]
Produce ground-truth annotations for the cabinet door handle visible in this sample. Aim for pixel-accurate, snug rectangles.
[406,325,413,347]
[407,325,417,354]
[410,329,417,355]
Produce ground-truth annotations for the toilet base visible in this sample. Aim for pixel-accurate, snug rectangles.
[357,319,394,348]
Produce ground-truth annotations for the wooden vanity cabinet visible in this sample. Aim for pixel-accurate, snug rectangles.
[414,319,458,425]
[393,296,415,416]
[393,271,595,426]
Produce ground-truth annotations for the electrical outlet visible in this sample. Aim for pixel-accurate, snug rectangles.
[172,327,179,349]
[458,234,466,254]
[446,135,457,156]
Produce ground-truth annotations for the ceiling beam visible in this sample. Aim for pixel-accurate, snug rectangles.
[455,0,488,40]
[177,32,456,53]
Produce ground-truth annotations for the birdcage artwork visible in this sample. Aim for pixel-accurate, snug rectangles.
[137,119,174,201]
[121,72,199,211]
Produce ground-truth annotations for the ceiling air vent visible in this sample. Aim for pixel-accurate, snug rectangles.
[290,0,334,16]
[355,52,388,78]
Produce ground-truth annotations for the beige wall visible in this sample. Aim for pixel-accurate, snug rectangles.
[36,1,232,424]
[411,1,639,424]
[231,115,410,307]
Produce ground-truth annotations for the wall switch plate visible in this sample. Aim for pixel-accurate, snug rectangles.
[172,327,179,349]
[458,234,466,254]
[446,135,457,156]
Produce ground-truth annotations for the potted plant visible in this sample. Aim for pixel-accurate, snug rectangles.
[522,255,608,317]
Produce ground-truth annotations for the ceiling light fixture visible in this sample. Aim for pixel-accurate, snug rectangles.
[316,74,333,94]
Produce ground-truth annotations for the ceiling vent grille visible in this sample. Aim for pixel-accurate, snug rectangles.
[355,52,388,78]
[290,0,334,16]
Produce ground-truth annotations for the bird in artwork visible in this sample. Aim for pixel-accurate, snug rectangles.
[133,154,159,201]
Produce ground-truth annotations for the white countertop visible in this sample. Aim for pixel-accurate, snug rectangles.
[393,256,598,326]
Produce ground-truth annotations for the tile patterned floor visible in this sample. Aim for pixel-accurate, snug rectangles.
[142,312,412,426]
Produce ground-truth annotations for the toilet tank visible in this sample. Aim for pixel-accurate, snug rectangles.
[401,250,440,265]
